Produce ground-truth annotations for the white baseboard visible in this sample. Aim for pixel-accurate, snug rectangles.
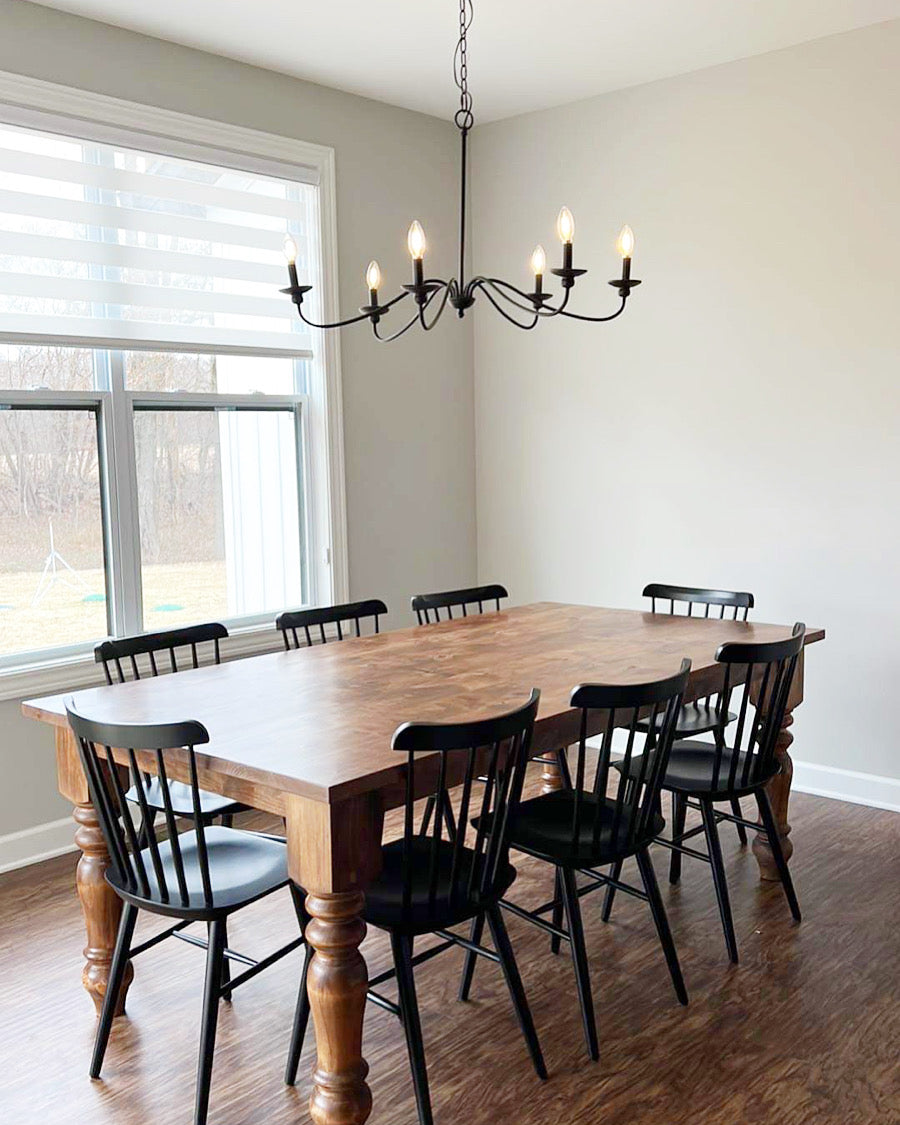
[790,760,900,814]
[0,816,75,875]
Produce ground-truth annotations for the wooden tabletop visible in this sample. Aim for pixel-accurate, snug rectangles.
[23,603,824,807]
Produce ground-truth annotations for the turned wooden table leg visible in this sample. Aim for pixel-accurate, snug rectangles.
[752,650,804,883]
[539,750,565,795]
[305,891,371,1125]
[56,726,133,1016]
[73,799,133,1015]
[286,792,383,1125]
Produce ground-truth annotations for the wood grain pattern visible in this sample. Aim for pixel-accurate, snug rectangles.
[21,604,824,1125]
[0,790,895,1125]
[24,604,823,808]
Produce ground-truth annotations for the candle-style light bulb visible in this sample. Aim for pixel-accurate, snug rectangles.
[531,244,547,277]
[407,220,427,261]
[283,234,299,287]
[616,225,635,260]
[365,260,382,291]
[556,207,575,245]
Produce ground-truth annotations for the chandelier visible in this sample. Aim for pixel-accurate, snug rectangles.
[281,0,641,340]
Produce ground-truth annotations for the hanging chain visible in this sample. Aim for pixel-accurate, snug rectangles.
[454,0,474,131]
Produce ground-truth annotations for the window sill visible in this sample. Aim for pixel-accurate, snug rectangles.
[0,623,286,706]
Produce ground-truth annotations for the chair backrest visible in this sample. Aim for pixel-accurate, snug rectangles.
[411,583,508,625]
[709,622,806,791]
[391,689,540,924]
[275,599,388,650]
[644,583,754,621]
[65,700,215,910]
[95,623,228,684]
[564,660,692,861]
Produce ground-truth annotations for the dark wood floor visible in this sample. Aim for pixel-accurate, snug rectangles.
[2,777,899,1125]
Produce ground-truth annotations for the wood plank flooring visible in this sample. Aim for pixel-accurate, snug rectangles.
[1,777,899,1125]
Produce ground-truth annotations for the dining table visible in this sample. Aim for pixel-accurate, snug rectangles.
[22,601,824,1125]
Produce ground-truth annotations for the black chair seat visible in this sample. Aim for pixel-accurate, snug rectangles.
[110,826,289,915]
[616,739,780,797]
[636,702,736,738]
[362,837,517,934]
[499,789,665,867]
[126,777,244,819]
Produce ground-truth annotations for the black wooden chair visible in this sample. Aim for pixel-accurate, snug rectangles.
[285,690,546,1125]
[642,583,755,847]
[95,624,246,828]
[411,585,509,838]
[460,662,692,1063]
[275,598,388,649]
[65,702,305,1125]
[605,624,805,963]
[411,583,508,624]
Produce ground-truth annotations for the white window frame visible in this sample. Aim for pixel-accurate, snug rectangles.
[0,71,349,700]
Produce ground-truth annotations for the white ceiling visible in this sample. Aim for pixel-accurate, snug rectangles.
[31,0,900,122]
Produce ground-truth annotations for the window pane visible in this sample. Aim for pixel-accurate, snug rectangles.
[134,408,303,630]
[0,342,97,390]
[0,408,107,658]
[124,350,304,394]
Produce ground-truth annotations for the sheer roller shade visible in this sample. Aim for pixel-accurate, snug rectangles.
[0,121,315,356]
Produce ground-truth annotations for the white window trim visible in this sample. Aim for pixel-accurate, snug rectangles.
[0,70,349,699]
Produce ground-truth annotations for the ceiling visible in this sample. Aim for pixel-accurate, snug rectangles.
[31,0,900,122]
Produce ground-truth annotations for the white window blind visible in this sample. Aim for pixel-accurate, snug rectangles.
[0,121,315,356]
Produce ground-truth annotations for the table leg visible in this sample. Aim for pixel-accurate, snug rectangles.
[752,705,795,882]
[286,793,383,1125]
[57,726,133,1016]
[539,750,565,795]
[752,650,804,883]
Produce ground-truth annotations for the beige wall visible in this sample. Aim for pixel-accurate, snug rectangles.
[471,20,900,781]
[0,1,476,839]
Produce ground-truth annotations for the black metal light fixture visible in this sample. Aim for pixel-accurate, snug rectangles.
[282,0,641,340]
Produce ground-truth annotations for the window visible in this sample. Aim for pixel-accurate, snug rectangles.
[0,88,345,673]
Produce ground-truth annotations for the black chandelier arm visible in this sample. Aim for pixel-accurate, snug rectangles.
[470,279,539,330]
[477,277,573,318]
[292,289,411,331]
[554,295,628,323]
[418,281,453,331]
[372,284,447,342]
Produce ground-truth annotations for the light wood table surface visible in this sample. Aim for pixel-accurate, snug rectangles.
[22,602,824,1125]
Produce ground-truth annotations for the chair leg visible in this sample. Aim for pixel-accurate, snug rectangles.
[600,858,623,923]
[221,813,234,828]
[194,919,227,1125]
[486,906,547,1080]
[90,902,138,1078]
[284,942,315,1085]
[559,867,599,1062]
[700,798,739,964]
[550,867,563,953]
[218,919,231,1002]
[391,933,434,1125]
[670,792,687,884]
[755,789,801,921]
[457,912,485,1002]
[730,798,747,845]
[636,848,688,1005]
